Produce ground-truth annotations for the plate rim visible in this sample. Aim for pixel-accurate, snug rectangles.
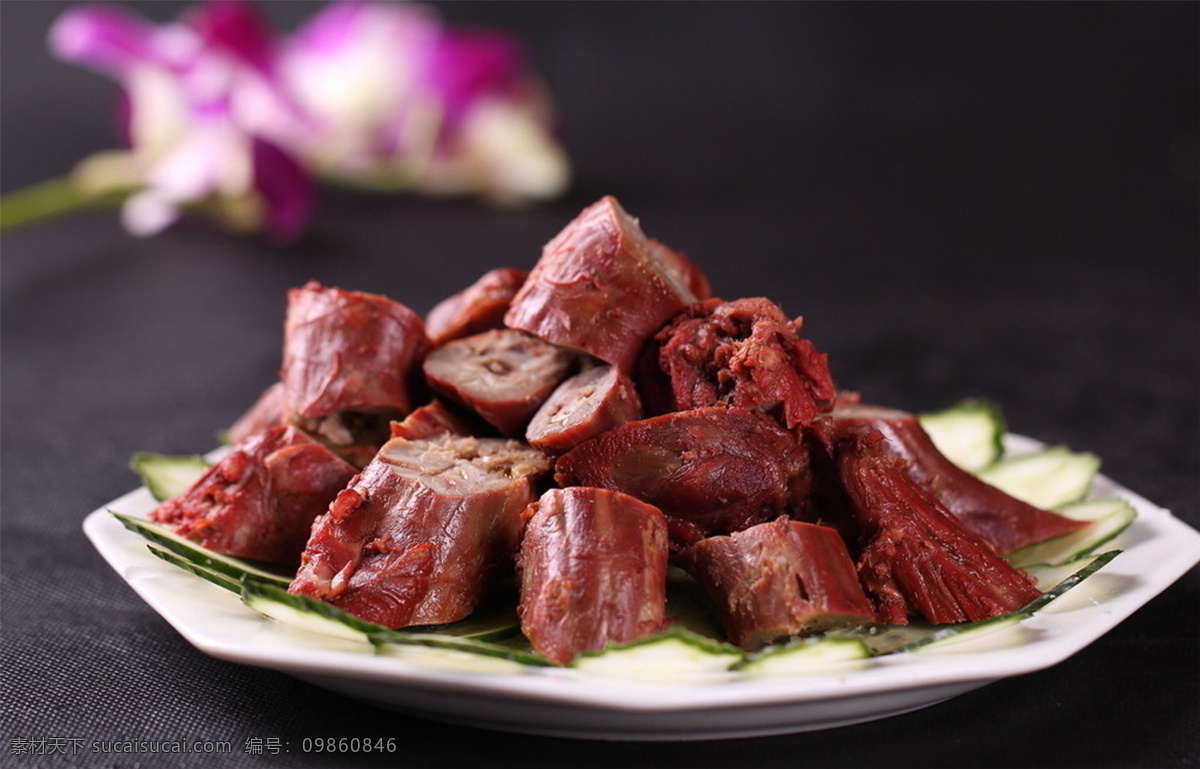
[83,434,1200,722]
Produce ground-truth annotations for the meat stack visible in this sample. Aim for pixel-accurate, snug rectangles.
[150,195,1087,663]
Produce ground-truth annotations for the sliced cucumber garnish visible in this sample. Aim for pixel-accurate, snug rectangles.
[1022,550,1121,613]
[825,623,937,656]
[1007,498,1136,568]
[404,602,521,642]
[112,511,292,588]
[130,452,210,501]
[976,446,1100,509]
[241,578,386,643]
[903,611,1030,654]
[572,628,744,679]
[147,545,241,593]
[371,631,552,669]
[918,398,1007,471]
[734,636,872,675]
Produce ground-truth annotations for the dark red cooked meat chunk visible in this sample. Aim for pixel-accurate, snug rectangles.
[289,434,549,627]
[424,267,528,346]
[830,403,1087,553]
[150,426,356,565]
[525,365,643,455]
[831,425,1042,625]
[678,518,875,648]
[555,407,812,548]
[422,328,576,436]
[388,400,472,441]
[281,281,429,459]
[228,382,285,444]
[648,239,712,301]
[504,196,698,371]
[647,297,836,431]
[517,487,669,665]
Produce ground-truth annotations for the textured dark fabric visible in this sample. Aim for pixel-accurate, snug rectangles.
[2,2,1197,767]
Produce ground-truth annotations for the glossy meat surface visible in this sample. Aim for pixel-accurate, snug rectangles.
[555,407,811,547]
[289,434,549,626]
[517,487,669,664]
[388,400,472,441]
[150,426,356,565]
[423,328,576,435]
[228,382,285,444]
[504,196,697,371]
[678,518,875,648]
[649,297,835,430]
[281,281,428,423]
[833,426,1042,624]
[525,365,643,454]
[831,403,1086,553]
[425,267,528,346]
[648,239,711,301]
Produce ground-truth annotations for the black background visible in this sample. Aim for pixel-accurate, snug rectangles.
[2,2,1197,767]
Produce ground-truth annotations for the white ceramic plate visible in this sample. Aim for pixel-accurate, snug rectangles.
[83,435,1200,741]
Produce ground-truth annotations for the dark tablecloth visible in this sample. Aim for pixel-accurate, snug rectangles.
[2,2,1197,767]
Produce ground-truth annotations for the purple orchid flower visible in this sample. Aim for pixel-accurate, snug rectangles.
[8,1,570,239]
[279,0,569,202]
[49,1,313,240]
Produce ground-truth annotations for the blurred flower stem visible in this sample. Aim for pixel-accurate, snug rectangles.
[0,176,119,232]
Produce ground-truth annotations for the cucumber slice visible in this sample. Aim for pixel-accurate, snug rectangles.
[1007,498,1137,568]
[665,567,727,639]
[241,578,386,643]
[734,636,872,675]
[828,615,1028,656]
[825,623,939,656]
[146,545,241,593]
[903,612,1030,654]
[977,446,1100,508]
[1023,551,1108,591]
[371,631,552,669]
[1022,550,1121,613]
[403,602,521,642]
[918,399,1006,471]
[130,452,210,501]
[111,511,292,588]
[572,628,744,679]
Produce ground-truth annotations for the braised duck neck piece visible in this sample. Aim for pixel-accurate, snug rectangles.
[648,296,835,431]
[831,425,1042,625]
[150,425,356,565]
[289,434,549,627]
[517,487,669,665]
[555,406,812,549]
[830,403,1086,553]
[678,517,875,648]
[504,195,702,371]
[425,267,528,346]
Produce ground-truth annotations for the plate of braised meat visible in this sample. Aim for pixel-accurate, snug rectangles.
[85,196,1200,740]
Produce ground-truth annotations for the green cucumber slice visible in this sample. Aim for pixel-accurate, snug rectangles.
[371,631,552,669]
[825,623,938,656]
[130,452,210,501]
[1022,550,1121,613]
[977,446,1100,508]
[1007,498,1136,568]
[403,602,521,642]
[111,511,292,588]
[734,636,872,675]
[146,545,241,593]
[918,399,1007,471]
[572,628,744,679]
[240,577,386,643]
[903,612,1030,654]
[665,567,727,639]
